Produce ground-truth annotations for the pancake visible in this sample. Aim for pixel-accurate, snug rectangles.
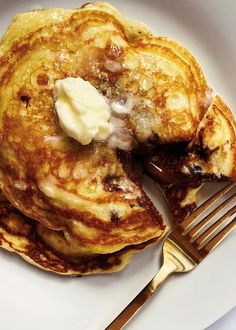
[0,196,165,275]
[0,1,209,254]
[183,95,236,180]
[144,95,236,222]
[168,96,236,222]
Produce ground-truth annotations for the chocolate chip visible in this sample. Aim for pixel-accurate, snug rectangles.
[20,95,30,108]
[111,211,120,224]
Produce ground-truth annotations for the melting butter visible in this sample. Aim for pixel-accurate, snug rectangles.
[55,77,113,145]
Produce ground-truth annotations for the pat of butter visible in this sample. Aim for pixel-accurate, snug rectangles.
[55,77,113,145]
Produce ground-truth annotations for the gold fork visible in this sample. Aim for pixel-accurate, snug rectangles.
[107,182,236,330]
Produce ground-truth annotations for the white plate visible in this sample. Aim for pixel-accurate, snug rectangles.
[0,1,235,329]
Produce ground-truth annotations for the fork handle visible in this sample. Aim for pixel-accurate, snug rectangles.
[106,262,177,330]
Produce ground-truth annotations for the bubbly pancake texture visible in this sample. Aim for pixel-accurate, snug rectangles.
[0,196,164,275]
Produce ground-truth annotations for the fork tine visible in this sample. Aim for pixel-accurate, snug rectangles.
[200,217,236,254]
[187,193,236,241]
[181,183,235,232]
[195,206,236,247]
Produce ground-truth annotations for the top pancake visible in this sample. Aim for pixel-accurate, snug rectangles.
[0,3,209,142]
[0,2,211,252]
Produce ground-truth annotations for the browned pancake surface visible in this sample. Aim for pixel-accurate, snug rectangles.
[0,197,165,275]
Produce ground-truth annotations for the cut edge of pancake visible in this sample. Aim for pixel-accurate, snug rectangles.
[157,94,236,223]
[186,95,236,180]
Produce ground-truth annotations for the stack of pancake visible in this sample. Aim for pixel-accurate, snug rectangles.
[0,2,235,275]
